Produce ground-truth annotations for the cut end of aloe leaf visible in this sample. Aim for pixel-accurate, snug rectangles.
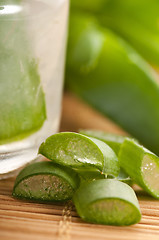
[39,132,103,169]
[141,153,159,198]
[73,179,141,226]
[13,161,80,202]
[13,174,74,201]
[39,132,119,177]
[119,138,159,198]
[84,198,140,226]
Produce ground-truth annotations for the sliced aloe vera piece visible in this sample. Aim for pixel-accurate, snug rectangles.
[0,1,46,143]
[13,162,80,201]
[119,138,159,198]
[39,132,119,177]
[73,179,141,226]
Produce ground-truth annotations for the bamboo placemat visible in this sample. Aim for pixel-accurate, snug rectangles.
[1,93,159,240]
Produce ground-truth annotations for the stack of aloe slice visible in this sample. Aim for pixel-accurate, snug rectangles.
[13,130,159,226]
[81,130,159,199]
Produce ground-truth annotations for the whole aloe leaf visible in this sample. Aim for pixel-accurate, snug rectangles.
[65,14,159,155]
[71,0,159,67]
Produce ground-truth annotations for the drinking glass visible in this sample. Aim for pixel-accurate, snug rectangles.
[0,0,69,178]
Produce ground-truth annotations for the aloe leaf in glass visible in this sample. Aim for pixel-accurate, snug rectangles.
[0,0,46,143]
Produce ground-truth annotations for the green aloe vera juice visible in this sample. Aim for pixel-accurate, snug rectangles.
[0,0,69,177]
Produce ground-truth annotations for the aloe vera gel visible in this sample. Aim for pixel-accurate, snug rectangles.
[13,162,80,201]
[0,0,69,177]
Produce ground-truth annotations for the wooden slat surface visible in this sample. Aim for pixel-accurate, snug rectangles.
[1,93,159,240]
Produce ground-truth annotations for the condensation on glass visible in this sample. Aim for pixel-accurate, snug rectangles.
[0,0,69,178]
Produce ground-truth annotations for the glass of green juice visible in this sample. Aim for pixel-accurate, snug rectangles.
[0,0,69,178]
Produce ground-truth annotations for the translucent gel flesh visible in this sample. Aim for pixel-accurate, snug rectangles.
[85,199,138,225]
[141,154,159,196]
[55,138,102,166]
[14,174,73,201]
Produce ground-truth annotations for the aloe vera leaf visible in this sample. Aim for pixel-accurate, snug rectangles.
[71,0,159,66]
[73,179,141,226]
[98,0,159,67]
[13,161,80,201]
[0,1,46,143]
[119,138,159,199]
[66,14,159,155]
[39,132,119,177]
[70,0,106,13]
